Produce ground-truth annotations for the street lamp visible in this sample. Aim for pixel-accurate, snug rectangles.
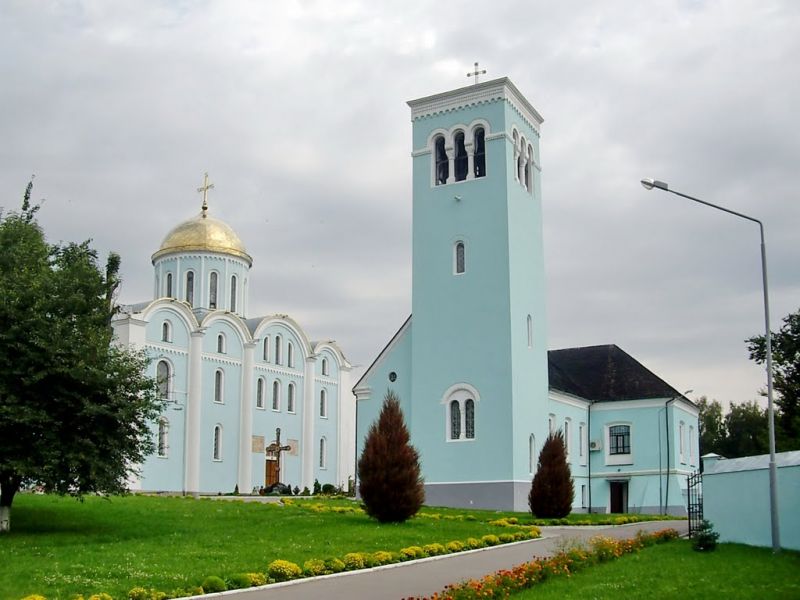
[641,177,781,552]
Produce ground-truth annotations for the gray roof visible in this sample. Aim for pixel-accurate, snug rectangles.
[704,450,800,474]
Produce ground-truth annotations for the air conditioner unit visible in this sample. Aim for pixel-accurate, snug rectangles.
[589,439,602,452]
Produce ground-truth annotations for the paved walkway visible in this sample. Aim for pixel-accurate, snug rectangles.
[213,520,688,600]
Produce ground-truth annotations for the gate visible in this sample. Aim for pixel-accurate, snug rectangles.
[686,470,703,538]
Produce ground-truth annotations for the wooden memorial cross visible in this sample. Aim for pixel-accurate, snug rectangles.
[265,427,292,485]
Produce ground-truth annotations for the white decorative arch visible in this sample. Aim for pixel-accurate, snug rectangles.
[254,315,314,360]
[312,341,352,370]
[200,312,252,347]
[140,298,199,333]
[441,382,480,442]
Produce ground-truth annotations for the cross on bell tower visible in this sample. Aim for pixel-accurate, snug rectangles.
[466,62,487,84]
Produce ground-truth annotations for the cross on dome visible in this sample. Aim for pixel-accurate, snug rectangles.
[197,172,215,218]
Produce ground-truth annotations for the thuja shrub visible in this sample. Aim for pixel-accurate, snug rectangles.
[200,576,227,593]
[528,431,574,518]
[358,390,425,523]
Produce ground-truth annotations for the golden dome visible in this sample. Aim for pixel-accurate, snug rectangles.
[151,206,252,266]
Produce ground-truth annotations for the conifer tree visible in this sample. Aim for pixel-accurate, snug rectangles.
[358,390,424,522]
[528,431,574,518]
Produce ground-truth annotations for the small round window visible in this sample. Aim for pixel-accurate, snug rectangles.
[388,371,397,382]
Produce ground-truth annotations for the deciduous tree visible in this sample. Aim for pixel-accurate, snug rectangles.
[357,390,424,523]
[529,431,573,519]
[747,307,800,451]
[697,396,725,456]
[0,182,162,532]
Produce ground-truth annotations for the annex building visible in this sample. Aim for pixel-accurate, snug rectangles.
[113,184,355,496]
[354,77,699,513]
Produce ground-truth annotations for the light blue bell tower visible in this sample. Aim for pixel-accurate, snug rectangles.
[407,77,548,510]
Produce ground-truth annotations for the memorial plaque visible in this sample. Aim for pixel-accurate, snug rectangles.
[251,435,265,453]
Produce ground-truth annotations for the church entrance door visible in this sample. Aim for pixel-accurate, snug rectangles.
[265,458,278,487]
[609,481,628,513]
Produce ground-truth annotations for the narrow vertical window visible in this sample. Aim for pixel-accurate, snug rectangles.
[434,136,449,185]
[529,434,536,474]
[320,389,327,417]
[581,484,587,508]
[450,400,461,440]
[465,398,475,439]
[272,380,280,411]
[217,333,225,353]
[275,335,282,365]
[527,314,532,348]
[156,360,170,400]
[230,275,237,313]
[287,342,294,368]
[512,131,519,181]
[549,415,555,434]
[162,321,171,343]
[689,425,695,464]
[454,241,465,275]
[185,271,194,306]
[287,383,296,413]
[564,419,571,458]
[526,144,534,191]
[214,369,223,403]
[213,425,222,460]
[321,358,328,376]
[256,378,265,409]
[473,127,486,178]
[453,131,467,182]
[319,437,327,468]
[209,272,218,309]
[680,422,686,463]
[579,423,586,459]
[166,273,173,298]
[157,418,169,457]
[518,136,526,183]
[263,336,270,361]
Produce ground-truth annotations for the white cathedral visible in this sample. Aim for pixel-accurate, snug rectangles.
[112,181,355,495]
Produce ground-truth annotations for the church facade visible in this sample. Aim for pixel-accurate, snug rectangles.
[354,78,699,514]
[113,188,355,495]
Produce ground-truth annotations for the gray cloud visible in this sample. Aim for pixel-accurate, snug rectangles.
[2,0,797,407]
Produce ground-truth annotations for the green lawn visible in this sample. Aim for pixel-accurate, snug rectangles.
[0,494,520,599]
[513,539,800,599]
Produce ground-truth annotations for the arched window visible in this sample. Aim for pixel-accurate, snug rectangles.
[161,321,171,343]
[209,272,218,309]
[320,389,327,418]
[453,131,467,182]
[185,271,194,306]
[256,377,265,409]
[272,380,281,411]
[166,273,173,298]
[217,333,225,354]
[579,422,587,465]
[454,241,465,275]
[230,275,237,312]
[434,136,449,185]
[213,425,222,460]
[465,399,475,439]
[321,358,328,376]
[157,418,169,457]
[214,369,224,403]
[526,144,533,191]
[287,382,296,413]
[689,425,695,464]
[512,131,519,181]
[527,314,533,348]
[156,360,171,400]
[319,437,327,469]
[517,136,526,183]
[450,400,461,440]
[679,421,686,463]
[473,127,486,178]
[275,335,282,365]
[263,336,270,361]
[287,342,294,368]
[564,418,572,458]
[529,434,536,474]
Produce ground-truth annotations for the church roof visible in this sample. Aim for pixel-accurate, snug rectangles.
[151,202,252,266]
[548,344,684,403]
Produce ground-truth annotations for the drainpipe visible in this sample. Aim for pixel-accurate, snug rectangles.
[587,400,593,514]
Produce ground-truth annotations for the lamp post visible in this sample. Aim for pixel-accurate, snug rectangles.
[641,178,780,552]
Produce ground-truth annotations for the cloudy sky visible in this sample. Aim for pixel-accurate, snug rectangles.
[2,1,797,408]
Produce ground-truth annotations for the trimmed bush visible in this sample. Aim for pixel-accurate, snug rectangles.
[465,537,484,549]
[267,559,302,581]
[303,558,327,576]
[357,391,425,523]
[693,519,720,552]
[446,540,465,552]
[343,552,366,570]
[200,576,227,593]
[323,557,345,573]
[499,533,515,543]
[423,543,446,556]
[88,594,114,600]
[529,431,574,518]
[372,550,395,565]
[482,534,501,546]
[226,573,253,589]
